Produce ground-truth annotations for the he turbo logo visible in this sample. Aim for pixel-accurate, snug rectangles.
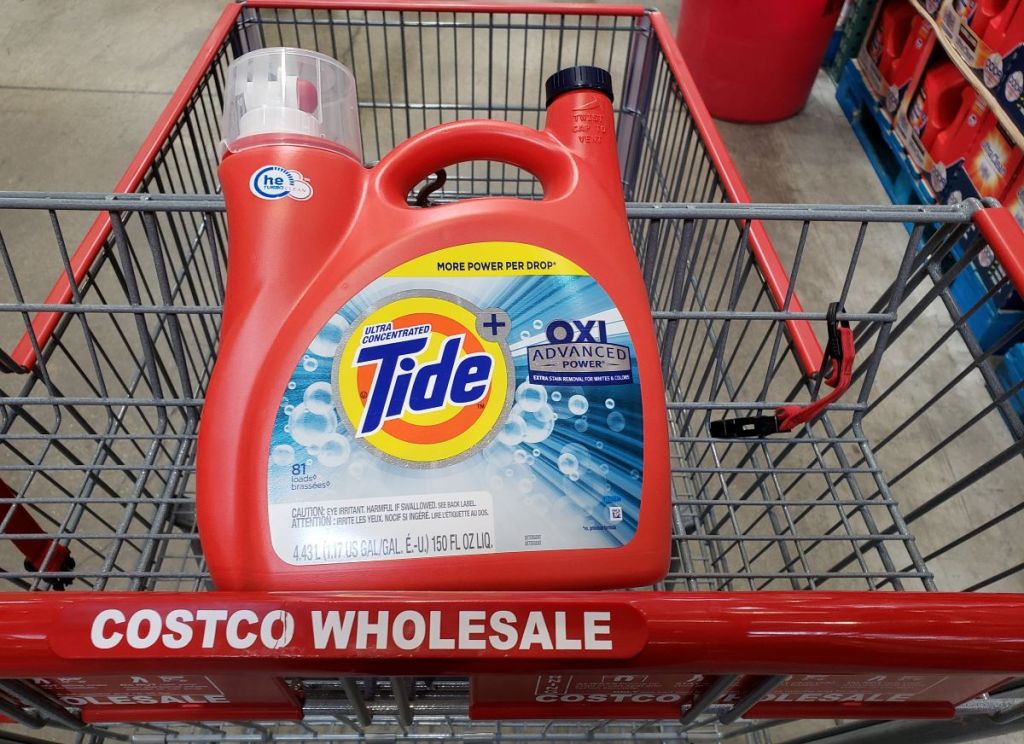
[336,294,512,464]
[249,165,313,200]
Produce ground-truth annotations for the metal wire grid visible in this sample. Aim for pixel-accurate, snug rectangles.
[77,718,742,744]
[641,206,953,594]
[0,677,778,744]
[0,199,222,593]
[646,204,1024,596]
[4,194,1023,595]
[642,212,914,593]
[5,675,1024,744]
[239,7,634,200]
[22,677,1023,744]
[865,217,1024,594]
[127,8,737,205]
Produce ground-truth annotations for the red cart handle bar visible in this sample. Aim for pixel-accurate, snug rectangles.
[0,591,1022,676]
[711,302,855,438]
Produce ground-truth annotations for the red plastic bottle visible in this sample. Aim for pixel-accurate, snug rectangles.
[971,0,1008,36]
[908,62,980,163]
[980,0,1024,51]
[197,51,670,591]
[872,0,920,82]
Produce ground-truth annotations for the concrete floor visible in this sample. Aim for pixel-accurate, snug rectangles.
[1,1,1023,743]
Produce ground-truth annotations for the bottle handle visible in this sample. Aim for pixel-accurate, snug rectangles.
[373,120,577,207]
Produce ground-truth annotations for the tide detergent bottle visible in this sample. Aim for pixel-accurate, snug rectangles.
[197,49,670,591]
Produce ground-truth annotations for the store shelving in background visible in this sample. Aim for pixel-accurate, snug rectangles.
[827,0,882,79]
[837,0,1024,205]
[913,0,1024,148]
[835,0,1024,403]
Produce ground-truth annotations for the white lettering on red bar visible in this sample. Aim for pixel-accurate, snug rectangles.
[310,610,612,651]
[536,694,683,703]
[59,694,229,706]
[90,609,613,652]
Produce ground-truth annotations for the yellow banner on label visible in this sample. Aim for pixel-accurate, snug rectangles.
[385,242,587,278]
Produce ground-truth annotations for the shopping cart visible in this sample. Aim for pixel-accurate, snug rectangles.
[2,2,1024,742]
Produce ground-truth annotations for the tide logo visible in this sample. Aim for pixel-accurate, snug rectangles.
[336,294,512,464]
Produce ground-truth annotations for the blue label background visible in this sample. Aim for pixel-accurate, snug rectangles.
[268,272,645,557]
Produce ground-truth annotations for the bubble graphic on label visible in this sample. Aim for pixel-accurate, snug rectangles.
[287,382,297,390]
[574,417,588,433]
[348,461,366,479]
[303,381,334,415]
[520,330,531,340]
[498,463,534,492]
[561,446,590,482]
[318,434,351,468]
[283,404,295,416]
[289,403,338,448]
[605,398,615,409]
[488,475,504,492]
[607,411,626,432]
[599,463,610,475]
[513,449,528,465]
[309,315,346,358]
[532,448,541,457]
[550,391,562,402]
[533,319,544,330]
[302,356,318,372]
[497,413,527,446]
[515,382,547,413]
[631,468,640,479]
[519,403,556,444]
[596,441,605,450]
[568,394,589,416]
[283,425,291,433]
[307,444,321,456]
[558,451,580,476]
[569,472,580,481]
[271,444,295,466]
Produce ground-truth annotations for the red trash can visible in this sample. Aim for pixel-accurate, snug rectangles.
[676,0,843,123]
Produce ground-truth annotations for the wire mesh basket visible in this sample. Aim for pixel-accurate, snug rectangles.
[2,3,1024,743]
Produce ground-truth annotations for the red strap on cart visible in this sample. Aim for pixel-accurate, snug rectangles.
[0,479,74,589]
[711,303,855,438]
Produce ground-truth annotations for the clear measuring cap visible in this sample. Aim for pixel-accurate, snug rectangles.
[222,47,361,158]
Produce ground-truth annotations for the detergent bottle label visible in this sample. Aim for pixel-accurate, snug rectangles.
[267,242,645,565]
